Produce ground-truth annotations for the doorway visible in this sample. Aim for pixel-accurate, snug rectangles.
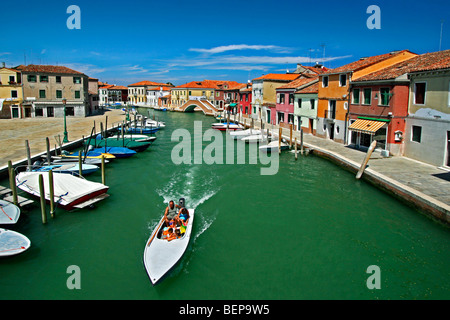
[329,123,335,140]
[47,107,54,117]
[309,118,314,134]
[446,131,450,167]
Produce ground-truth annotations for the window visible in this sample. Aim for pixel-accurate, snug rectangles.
[56,90,62,99]
[414,82,426,105]
[9,76,15,83]
[277,112,285,124]
[363,88,372,105]
[75,91,81,99]
[27,75,37,82]
[66,107,75,116]
[288,113,294,124]
[279,94,285,104]
[56,76,61,83]
[379,88,390,106]
[11,90,18,98]
[352,88,360,104]
[310,99,315,110]
[297,98,302,108]
[73,77,81,84]
[412,125,422,143]
[339,74,347,87]
[40,75,48,82]
[39,90,46,99]
[322,76,329,88]
[289,93,294,105]
[35,108,43,117]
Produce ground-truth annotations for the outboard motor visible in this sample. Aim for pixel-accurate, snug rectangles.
[179,198,185,208]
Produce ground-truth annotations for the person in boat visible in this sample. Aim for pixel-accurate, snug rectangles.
[164,200,182,227]
[178,207,190,225]
[165,228,177,242]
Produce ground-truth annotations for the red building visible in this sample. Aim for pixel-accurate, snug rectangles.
[348,57,416,156]
[239,83,252,116]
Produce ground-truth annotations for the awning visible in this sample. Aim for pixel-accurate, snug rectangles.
[348,119,387,135]
[229,103,237,107]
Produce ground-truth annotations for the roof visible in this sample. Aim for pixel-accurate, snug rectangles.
[109,85,128,90]
[295,82,319,94]
[303,65,330,75]
[128,80,173,87]
[252,73,301,81]
[175,80,242,89]
[354,49,450,82]
[324,50,414,75]
[348,119,387,135]
[147,86,173,91]
[15,64,85,75]
[278,76,318,90]
[99,84,114,89]
[0,67,21,73]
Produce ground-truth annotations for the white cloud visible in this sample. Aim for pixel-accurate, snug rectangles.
[41,49,47,54]
[189,44,290,54]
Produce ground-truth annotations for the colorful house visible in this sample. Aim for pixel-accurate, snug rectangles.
[128,81,171,106]
[251,73,301,123]
[239,82,252,116]
[0,66,25,118]
[316,50,417,143]
[293,80,319,134]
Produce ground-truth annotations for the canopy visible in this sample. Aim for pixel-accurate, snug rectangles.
[348,119,386,135]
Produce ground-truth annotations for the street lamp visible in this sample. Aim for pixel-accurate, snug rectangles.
[62,98,69,143]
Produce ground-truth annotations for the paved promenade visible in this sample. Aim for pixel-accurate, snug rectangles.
[0,109,127,167]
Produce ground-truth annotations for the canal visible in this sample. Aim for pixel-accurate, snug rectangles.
[0,110,449,299]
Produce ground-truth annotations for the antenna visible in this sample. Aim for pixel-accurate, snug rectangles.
[440,20,444,51]
[320,43,326,66]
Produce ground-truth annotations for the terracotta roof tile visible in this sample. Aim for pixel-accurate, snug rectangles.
[175,80,242,89]
[325,50,414,74]
[15,64,85,75]
[295,82,318,94]
[128,80,173,87]
[252,73,301,81]
[354,49,450,82]
[278,76,318,89]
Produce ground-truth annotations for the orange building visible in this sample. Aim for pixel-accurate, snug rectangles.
[316,50,417,143]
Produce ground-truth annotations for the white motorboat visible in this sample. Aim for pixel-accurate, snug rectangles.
[229,129,261,140]
[16,171,109,211]
[143,198,195,285]
[259,140,290,153]
[0,228,31,257]
[0,200,20,224]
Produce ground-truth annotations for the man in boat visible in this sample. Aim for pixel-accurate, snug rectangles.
[164,200,182,227]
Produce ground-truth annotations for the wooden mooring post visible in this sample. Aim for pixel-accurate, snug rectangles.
[278,127,282,154]
[38,174,47,224]
[356,140,377,179]
[289,124,293,149]
[294,137,298,160]
[25,140,31,171]
[300,129,304,155]
[7,161,18,206]
[101,155,106,185]
[48,170,55,218]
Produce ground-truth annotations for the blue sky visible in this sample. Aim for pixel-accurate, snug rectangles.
[1,0,449,86]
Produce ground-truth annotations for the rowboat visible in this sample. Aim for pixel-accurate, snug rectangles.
[16,171,109,211]
[49,157,109,165]
[0,200,20,224]
[87,138,152,152]
[109,134,157,143]
[229,129,261,140]
[126,126,161,134]
[89,147,136,158]
[259,140,290,153]
[61,151,116,160]
[32,163,99,176]
[143,198,195,285]
[211,122,243,131]
[0,228,31,257]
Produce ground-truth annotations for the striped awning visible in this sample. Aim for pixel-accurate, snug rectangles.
[348,119,386,135]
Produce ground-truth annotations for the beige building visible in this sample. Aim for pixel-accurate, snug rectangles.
[16,64,90,117]
[128,81,172,106]
[0,66,26,118]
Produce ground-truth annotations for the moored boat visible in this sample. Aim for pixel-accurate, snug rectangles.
[89,147,136,158]
[211,122,243,131]
[143,198,195,285]
[259,140,289,153]
[32,163,99,176]
[0,228,31,257]
[229,129,261,140]
[16,171,109,211]
[0,200,20,225]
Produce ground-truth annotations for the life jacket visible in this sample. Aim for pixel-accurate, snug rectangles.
[162,228,170,239]
[166,232,177,241]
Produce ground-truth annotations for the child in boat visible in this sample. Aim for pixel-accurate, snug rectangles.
[175,228,182,238]
[165,228,177,241]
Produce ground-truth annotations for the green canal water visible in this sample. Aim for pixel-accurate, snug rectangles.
[0,110,449,300]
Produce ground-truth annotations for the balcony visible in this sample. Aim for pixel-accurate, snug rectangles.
[324,109,336,121]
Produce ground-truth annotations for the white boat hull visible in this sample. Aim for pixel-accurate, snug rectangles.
[0,228,31,257]
[229,129,261,140]
[0,200,20,224]
[143,209,195,285]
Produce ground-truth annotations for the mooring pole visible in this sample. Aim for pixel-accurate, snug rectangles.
[295,137,298,160]
[278,127,282,154]
[48,170,55,218]
[356,140,377,179]
[38,174,47,224]
[7,161,18,206]
[101,155,106,185]
[25,140,31,171]
[78,152,83,178]
[289,124,293,149]
[300,129,304,156]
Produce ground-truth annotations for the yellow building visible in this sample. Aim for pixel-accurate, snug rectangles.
[0,67,26,118]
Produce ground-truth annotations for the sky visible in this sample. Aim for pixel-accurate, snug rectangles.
[1,0,449,86]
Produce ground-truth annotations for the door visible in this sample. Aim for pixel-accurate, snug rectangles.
[47,107,54,117]
[309,118,314,134]
[329,123,335,140]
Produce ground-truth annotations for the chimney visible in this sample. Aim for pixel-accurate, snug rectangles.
[2,62,5,68]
